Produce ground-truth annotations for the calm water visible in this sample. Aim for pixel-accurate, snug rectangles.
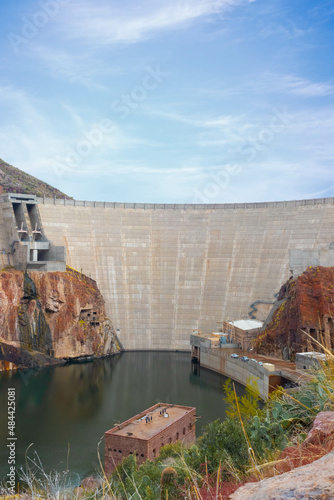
[0,351,244,481]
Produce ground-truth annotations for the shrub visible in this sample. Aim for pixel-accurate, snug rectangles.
[197,417,249,474]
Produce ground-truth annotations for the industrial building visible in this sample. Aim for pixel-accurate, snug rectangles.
[105,403,196,475]
[219,319,263,350]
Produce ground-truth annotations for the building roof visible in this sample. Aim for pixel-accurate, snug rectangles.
[228,319,263,330]
[105,403,195,441]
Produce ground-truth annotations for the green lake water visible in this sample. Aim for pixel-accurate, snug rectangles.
[0,351,244,482]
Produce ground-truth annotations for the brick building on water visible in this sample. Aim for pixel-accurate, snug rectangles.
[105,403,196,475]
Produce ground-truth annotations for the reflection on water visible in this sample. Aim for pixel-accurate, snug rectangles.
[0,352,244,480]
[50,362,108,419]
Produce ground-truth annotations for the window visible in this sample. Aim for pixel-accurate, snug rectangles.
[183,427,185,435]
[169,437,172,444]
[141,454,144,458]
[310,328,317,339]
[176,432,179,440]
[153,449,156,457]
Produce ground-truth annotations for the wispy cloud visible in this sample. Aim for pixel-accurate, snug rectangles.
[54,0,254,46]
[82,162,201,176]
[0,86,67,179]
[260,24,312,40]
[27,45,111,91]
[278,75,334,97]
[307,2,334,23]
[147,109,241,128]
[0,84,155,187]
[247,73,334,98]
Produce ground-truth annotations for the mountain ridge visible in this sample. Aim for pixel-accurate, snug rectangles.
[0,158,70,199]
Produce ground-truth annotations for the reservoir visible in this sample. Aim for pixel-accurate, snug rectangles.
[0,351,244,481]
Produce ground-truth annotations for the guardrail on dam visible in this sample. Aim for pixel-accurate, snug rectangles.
[3,196,334,350]
[199,348,273,399]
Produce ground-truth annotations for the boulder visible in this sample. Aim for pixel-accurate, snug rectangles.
[275,411,334,473]
[230,451,334,499]
[304,411,334,446]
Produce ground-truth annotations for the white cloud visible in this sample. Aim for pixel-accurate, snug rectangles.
[27,45,110,90]
[279,75,334,97]
[0,86,64,176]
[103,164,200,175]
[54,0,254,46]
[0,84,148,187]
[254,73,334,98]
[259,23,312,40]
[148,109,241,128]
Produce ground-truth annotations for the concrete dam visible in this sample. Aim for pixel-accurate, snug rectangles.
[2,196,334,350]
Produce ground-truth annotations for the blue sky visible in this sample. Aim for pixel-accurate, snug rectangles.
[0,0,334,203]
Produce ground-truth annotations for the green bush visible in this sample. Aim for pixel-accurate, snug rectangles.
[111,455,162,499]
[197,417,249,474]
[224,377,261,419]
[249,414,288,457]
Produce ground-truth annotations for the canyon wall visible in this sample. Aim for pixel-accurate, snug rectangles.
[0,267,117,367]
[255,266,334,359]
[34,197,334,350]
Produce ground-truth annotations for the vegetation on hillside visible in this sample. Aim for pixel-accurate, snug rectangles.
[0,158,70,198]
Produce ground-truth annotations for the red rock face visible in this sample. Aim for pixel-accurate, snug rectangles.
[304,411,334,448]
[0,267,117,359]
[254,266,334,359]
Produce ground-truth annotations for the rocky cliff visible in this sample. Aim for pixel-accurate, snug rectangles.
[254,266,334,360]
[0,267,118,369]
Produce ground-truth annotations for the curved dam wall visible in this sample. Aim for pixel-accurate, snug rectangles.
[199,348,271,398]
[35,197,334,350]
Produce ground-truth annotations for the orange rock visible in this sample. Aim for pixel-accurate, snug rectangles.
[0,267,118,367]
[304,411,334,448]
[254,266,334,359]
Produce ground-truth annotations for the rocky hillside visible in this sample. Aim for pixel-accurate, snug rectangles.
[0,267,118,369]
[254,266,334,360]
[0,158,70,198]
